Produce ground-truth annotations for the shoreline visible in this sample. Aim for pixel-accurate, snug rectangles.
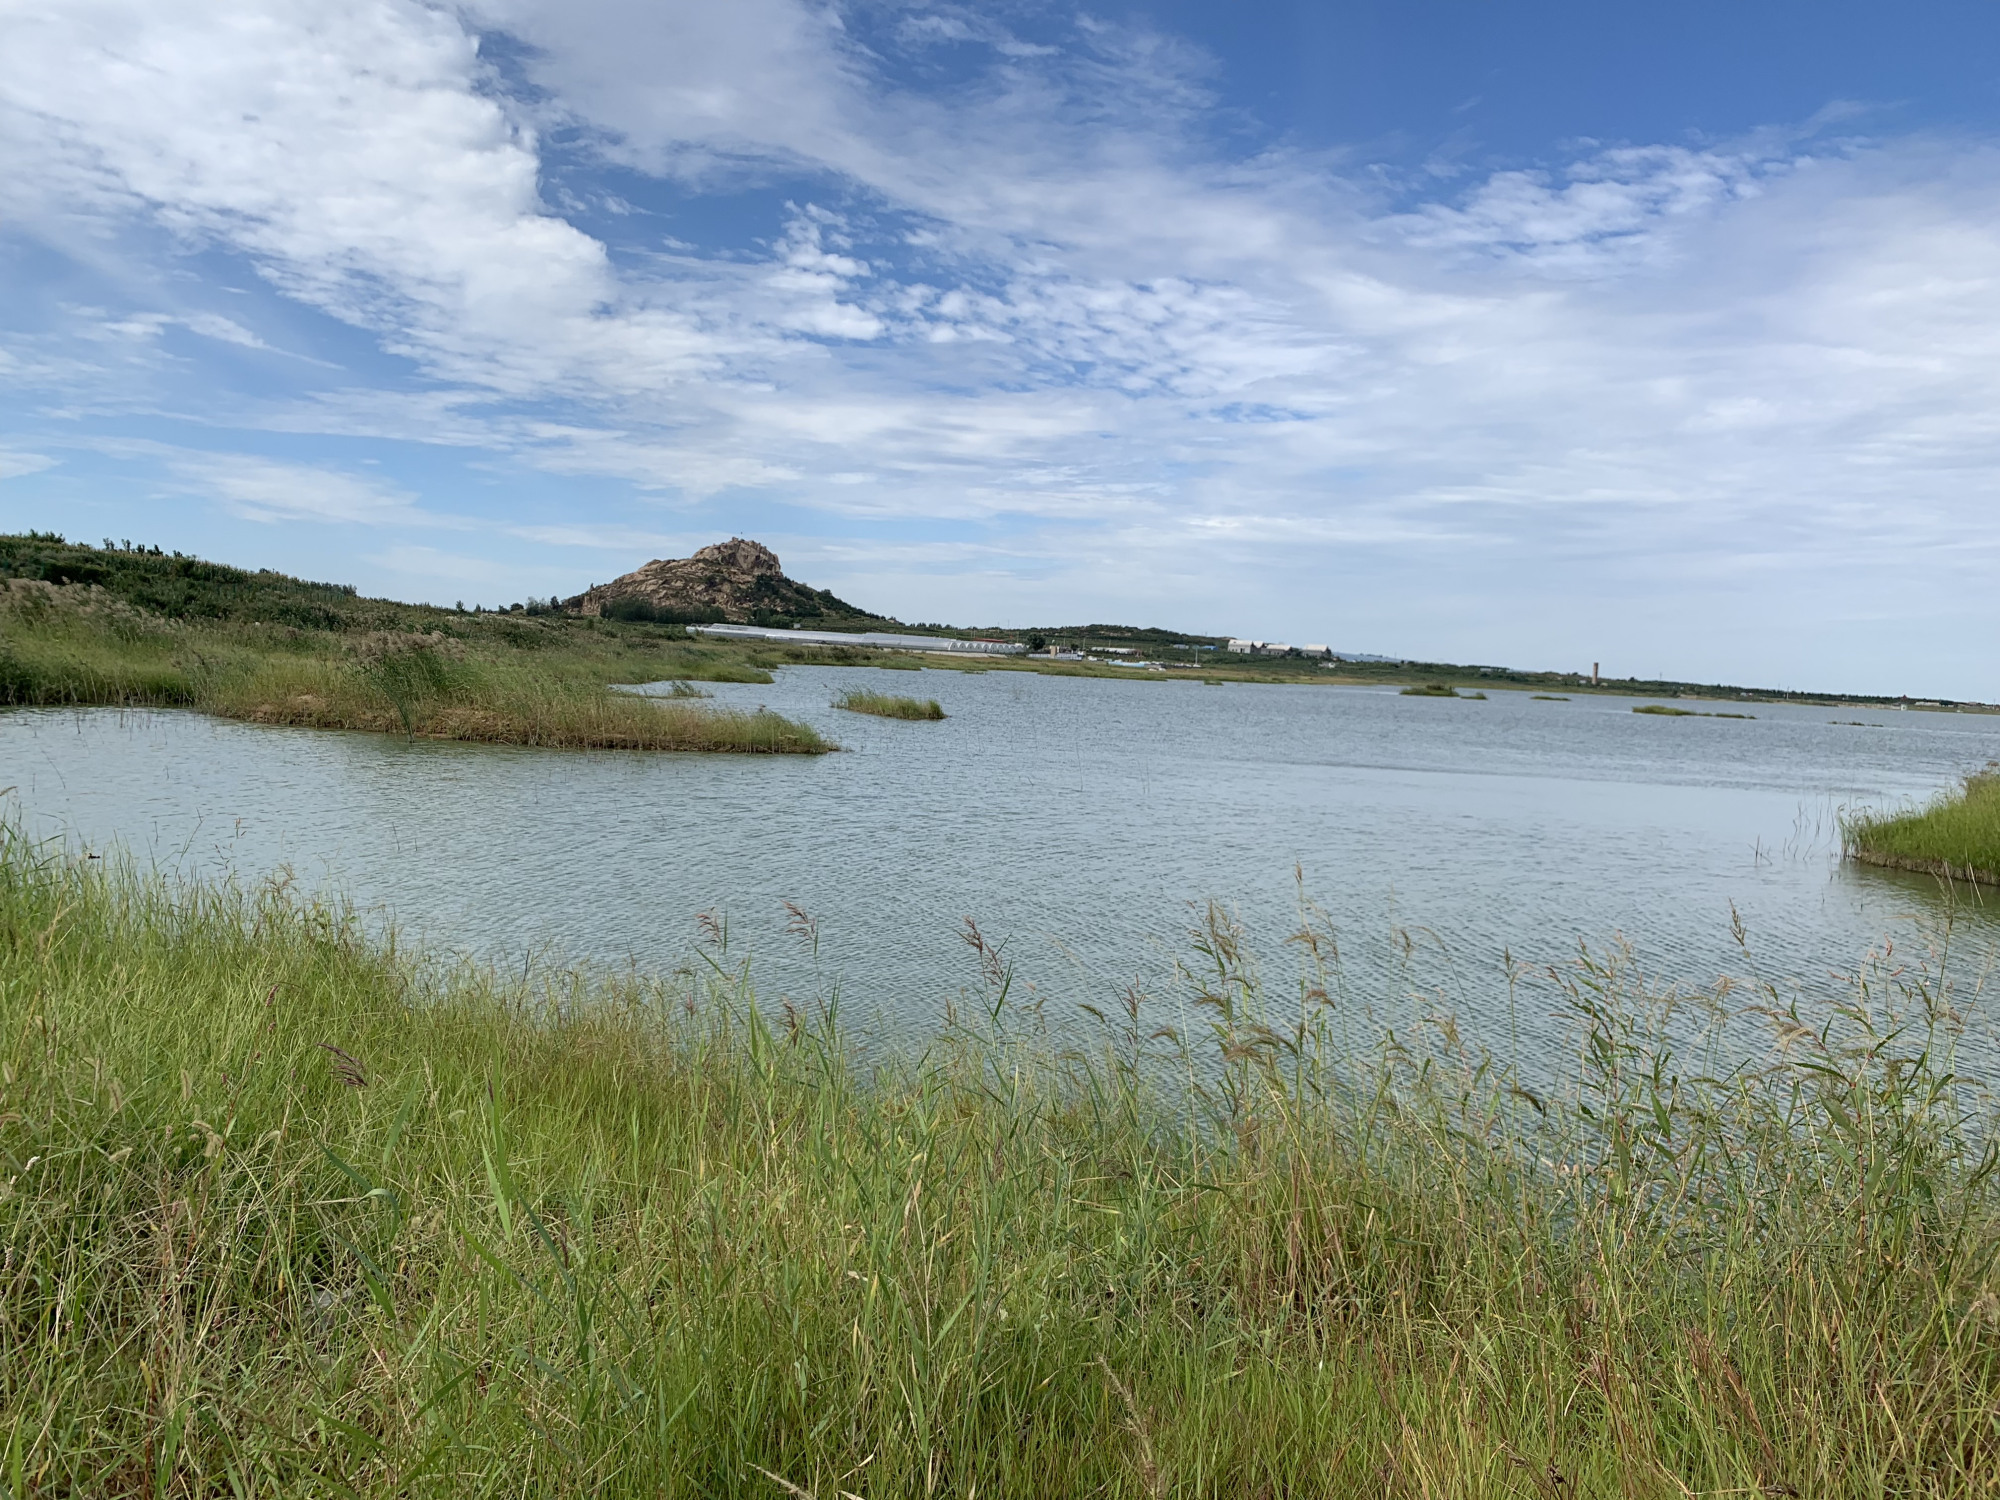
[1847,846,2000,888]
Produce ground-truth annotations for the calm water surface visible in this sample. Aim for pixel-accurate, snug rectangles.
[7,671,1999,1069]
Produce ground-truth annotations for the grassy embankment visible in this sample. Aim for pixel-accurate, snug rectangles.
[0,540,826,754]
[1845,771,2000,887]
[4,834,1997,1496]
[833,688,946,720]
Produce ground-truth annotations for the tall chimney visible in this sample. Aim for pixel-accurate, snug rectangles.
[1592,662,1600,686]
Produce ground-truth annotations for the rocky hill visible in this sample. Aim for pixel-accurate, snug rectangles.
[561,539,884,626]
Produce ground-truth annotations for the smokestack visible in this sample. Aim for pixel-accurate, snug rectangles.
[1592,662,1600,686]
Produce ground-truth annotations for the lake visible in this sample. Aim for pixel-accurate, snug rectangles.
[8,670,1999,1074]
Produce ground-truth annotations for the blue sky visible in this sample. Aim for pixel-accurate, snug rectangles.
[3,1,1999,695]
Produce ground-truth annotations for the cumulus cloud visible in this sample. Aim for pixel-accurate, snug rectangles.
[0,0,731,395]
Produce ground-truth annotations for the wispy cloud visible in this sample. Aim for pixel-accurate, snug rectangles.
[0,448,56,481]
[163,451,446,527]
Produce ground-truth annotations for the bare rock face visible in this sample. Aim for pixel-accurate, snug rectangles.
[563,538,880,624]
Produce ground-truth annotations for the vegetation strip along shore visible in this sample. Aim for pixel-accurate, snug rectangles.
[2,830,1996,1495]
[1844,770,2000,887]
[10,534,1991,709]
[0,554,828,753]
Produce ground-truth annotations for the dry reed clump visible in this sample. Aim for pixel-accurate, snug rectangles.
[3,831,1998,1497]
[347,628,464,665]
[0,575,158,625]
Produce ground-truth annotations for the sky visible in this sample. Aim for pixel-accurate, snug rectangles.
[3,1,1999,697]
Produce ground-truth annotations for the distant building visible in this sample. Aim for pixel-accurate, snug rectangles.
[1258,642,1292,656]
[1227,638,1258,653]
[1300,644,1331,658]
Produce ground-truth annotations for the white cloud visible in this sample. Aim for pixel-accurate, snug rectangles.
[367,543,510,582]
[0,0,731,395]
[504,522,692,550]
[164,451,440,526]
[94,311,273,349]
[1388,145,1782,275]
[3,0,2000,687]
[0,448,56,480]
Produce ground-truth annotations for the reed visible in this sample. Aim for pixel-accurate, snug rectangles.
[1845,770,2000,886]
[2,830,1995,1497]
[1635,704,1755,720]
[833,687,946,720]
[0,580,827,754]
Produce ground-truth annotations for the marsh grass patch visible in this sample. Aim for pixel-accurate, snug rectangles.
[1845,768,2000,885]
[834,687,946,720]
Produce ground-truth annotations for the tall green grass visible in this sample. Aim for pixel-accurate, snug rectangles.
[1845,770,2000,886]
[0,579,204,705]
[2,832,1997,1496]
[832,688,945,720]
[0,581,826,754]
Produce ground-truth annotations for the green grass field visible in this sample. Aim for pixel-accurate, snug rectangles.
[832,688,946,720]
[2,828,1996,1496]
[1845,771,2000,886]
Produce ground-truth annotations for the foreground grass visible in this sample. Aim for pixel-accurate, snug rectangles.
[3,837,1999,1496]
[0,579,828,754]
[833,687,946,720]
[1846,770,2000,886]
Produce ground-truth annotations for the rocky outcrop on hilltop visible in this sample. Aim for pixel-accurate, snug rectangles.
[562,538,883,625]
